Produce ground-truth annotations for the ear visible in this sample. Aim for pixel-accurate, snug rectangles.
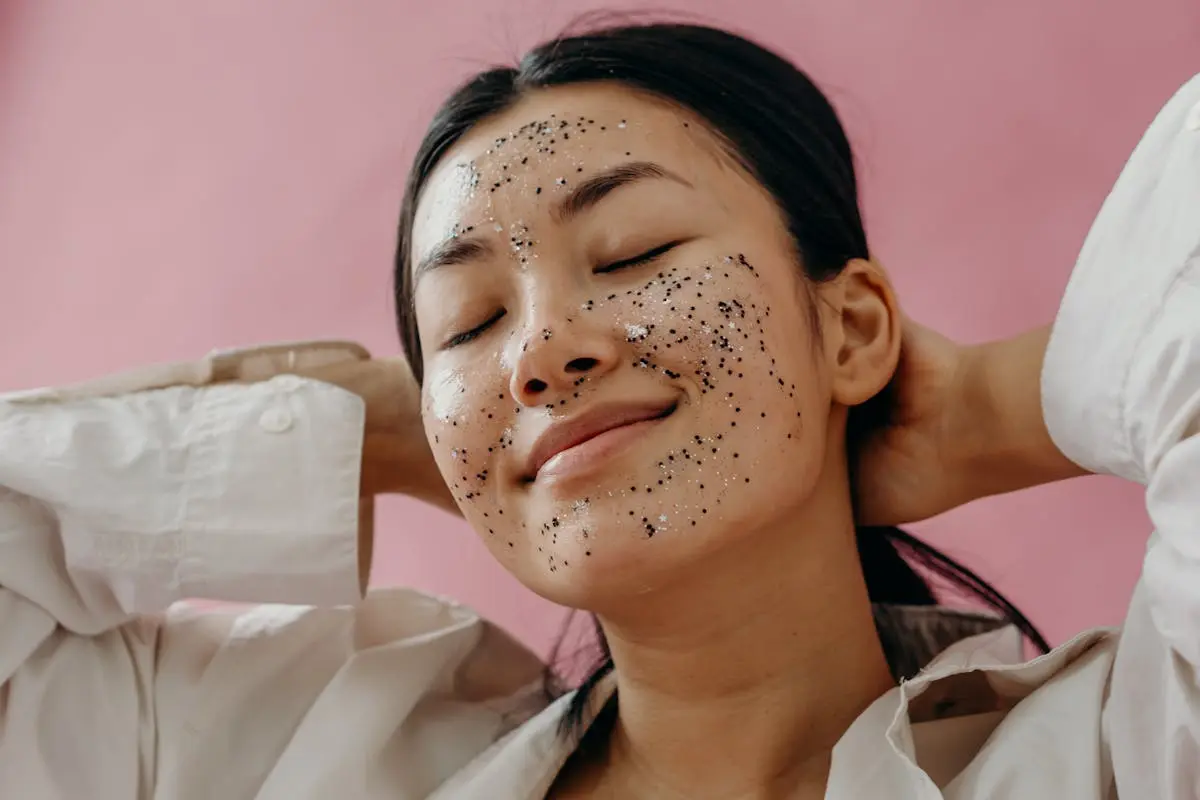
[815,259,901,407]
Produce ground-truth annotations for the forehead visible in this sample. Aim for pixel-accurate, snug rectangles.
[410,83,717,263]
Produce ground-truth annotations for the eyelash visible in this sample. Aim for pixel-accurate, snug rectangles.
[594,240,682,274]
[443,241,683,349]
[445,309,506,349]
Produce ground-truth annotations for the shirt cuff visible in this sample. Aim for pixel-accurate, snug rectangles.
[177,376,366,607]
[11,375,371,613]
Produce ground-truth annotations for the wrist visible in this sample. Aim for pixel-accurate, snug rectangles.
[953,326,1088,501]
[384,434,461,515]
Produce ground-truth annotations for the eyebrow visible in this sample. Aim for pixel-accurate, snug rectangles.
[414,236,493,282]
[414,160,691,280]
[554,160,692,222]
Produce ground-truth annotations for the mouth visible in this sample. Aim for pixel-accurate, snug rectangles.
[525,401,678,485]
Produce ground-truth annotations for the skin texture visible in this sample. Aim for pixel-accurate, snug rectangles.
[412,85,898,611]
[410,83,902,798]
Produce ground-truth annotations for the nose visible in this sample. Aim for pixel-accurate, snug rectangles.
[509,315,621,407]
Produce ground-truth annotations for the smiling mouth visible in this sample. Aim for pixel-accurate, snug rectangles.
[531,402,678,485]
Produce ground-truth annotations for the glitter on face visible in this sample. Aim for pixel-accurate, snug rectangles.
[430,245,804,568]
[508,222,534,258]
[415,97,813,587]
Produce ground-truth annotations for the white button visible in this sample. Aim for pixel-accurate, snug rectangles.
[259,407,294,433]
[1186,101,1200,132]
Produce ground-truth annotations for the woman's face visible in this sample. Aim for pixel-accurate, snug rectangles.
[410,83,842,610]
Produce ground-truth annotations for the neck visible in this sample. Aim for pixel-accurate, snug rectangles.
[593,498,894,798]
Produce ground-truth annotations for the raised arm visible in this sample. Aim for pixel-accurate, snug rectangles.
[0,350,540,797]
[0,373,366,633]
[1012,72,1199,799]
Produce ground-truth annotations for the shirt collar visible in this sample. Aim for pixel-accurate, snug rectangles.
[430,605,1029,799]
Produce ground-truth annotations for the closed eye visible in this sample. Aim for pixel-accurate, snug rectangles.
[594,240,683,274]
[444,309,506,349]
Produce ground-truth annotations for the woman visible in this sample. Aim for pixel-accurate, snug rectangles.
[1,20,1196,799]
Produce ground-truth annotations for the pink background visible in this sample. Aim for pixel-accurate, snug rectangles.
[2,1,1197,657]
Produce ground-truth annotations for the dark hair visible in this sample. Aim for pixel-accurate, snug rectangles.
[393,17,1049,742]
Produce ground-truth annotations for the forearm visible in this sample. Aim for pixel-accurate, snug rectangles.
[956,325,1090,500]
[356,451,458,589]
[399,463,461,516]
[370,432,462,515]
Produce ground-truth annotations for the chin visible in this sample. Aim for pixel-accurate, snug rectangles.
[497,425,825,607]
[529,548,666,611]
[511,503,728,611]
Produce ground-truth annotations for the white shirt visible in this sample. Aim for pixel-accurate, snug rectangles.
[0,72,1197,799]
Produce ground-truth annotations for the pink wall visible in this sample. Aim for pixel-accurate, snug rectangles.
[2,1,1197,657]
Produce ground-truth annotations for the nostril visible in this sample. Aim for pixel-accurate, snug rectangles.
[525,378,548,394]
[565,357,598,373]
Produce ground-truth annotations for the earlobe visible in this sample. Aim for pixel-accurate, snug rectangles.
[823,259,901,407]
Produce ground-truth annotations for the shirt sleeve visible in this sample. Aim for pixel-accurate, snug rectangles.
[1041,72,1200,799]
[0,374,365,636]
[0,373,545,797]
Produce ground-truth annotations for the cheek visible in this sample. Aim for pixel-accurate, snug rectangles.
[561,253,819,534]
[595,253,810,415]
[426,368,471,422]
[422,368,518,536]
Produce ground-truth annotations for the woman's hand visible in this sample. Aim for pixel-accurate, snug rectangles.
[854,322,1086,526]
[853,319,975,526]
[300,357,451,505]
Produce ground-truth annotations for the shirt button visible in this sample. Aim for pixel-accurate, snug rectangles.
[259,407,294,433]
[1186,101,1200,132]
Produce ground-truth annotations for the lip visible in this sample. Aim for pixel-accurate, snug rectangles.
[524,400,678,483]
